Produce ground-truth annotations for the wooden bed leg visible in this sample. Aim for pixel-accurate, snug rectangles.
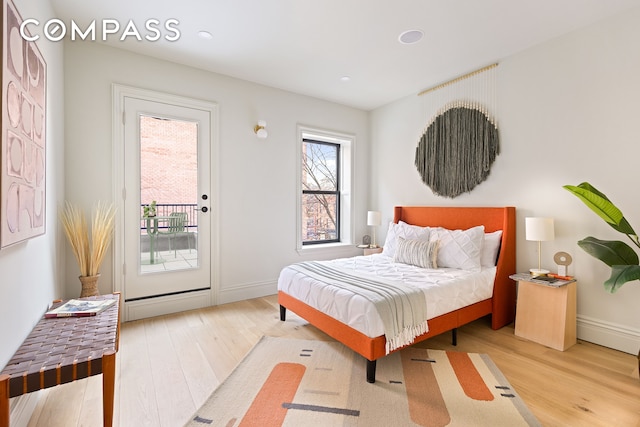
[452,328,458,346]
[279,305,286,321]
[366,359,376,383]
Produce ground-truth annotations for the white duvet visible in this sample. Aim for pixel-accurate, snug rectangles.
[277,253,496,338]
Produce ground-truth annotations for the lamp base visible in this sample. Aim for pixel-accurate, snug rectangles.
[529,268,550,277]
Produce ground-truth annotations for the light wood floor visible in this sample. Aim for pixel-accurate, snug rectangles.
[24,295,640,427]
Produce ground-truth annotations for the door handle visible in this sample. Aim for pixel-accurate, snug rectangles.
[195,206,209,213]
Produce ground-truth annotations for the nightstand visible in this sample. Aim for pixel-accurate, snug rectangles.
[363,247,383,255]
[512,275,577,351]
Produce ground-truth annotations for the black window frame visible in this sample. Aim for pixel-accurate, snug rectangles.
[301,138,341,245]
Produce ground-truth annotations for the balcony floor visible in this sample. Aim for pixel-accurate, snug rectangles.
[140,248,199,273]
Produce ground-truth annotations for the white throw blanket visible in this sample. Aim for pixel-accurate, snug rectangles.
[288,261,429,354]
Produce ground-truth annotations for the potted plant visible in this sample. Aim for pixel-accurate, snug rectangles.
[60,201,116,297]
[564,182,640,372]
[143,200,157,218]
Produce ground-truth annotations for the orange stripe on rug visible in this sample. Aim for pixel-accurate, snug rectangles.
[401,349,451,427]
[239,362,306,427]
[447,351,494,401]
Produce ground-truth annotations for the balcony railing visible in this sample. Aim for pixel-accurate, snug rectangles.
[140,203,198,232]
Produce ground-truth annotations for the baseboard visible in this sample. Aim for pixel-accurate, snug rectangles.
[10,391,41,427]
[124,289,212,321]
[217,280,277,305]
[122,281,276,321]
[577,315,640,355]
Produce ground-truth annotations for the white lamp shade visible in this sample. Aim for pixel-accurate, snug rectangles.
[525,217,555,241]
[367,211,381,226]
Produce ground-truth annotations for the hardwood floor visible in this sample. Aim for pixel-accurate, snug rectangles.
[24,295,639,427]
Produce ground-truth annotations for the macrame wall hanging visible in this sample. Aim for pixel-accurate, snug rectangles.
[415,63,499,198]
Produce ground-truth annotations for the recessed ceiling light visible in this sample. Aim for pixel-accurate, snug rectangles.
[340,76,351,82]
[398,29,423,45]
[198,31,213,40]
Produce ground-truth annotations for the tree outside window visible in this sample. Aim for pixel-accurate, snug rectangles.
[301,139,339,244]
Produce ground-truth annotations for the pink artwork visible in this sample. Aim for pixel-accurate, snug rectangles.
[1,0,46,248]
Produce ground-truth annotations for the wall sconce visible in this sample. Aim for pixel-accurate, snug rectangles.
[525,217,555,277]
[254,120,268,139]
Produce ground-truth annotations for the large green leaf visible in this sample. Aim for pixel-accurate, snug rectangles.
[578,237,639,266]
[563,183,637,237]
[574,182,611,202]
[604,265,640,293]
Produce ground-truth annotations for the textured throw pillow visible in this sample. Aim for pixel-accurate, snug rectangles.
[394,237,439,269]
[481,230,503,267]
[431,225,485,270]
[382,221,431,258]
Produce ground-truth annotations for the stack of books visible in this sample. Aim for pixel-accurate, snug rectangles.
[509,272,575,287]
[45,298,116,318]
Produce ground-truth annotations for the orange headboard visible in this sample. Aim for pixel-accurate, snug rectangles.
[393,206,517,328]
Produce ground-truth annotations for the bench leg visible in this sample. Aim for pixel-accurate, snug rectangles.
[102,350,116,427]
[0,374,9,427]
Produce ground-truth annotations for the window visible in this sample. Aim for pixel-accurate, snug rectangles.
[302,139,340,244]
[297,126,353,249]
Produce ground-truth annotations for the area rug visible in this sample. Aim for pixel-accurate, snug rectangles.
[185,336,540,427]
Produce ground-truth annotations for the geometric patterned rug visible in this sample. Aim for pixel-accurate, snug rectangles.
[184,336,541,426]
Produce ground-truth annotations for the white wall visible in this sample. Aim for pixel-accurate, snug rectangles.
[371,8,640,354]
[63,41,369,304]
[0,0,65,369]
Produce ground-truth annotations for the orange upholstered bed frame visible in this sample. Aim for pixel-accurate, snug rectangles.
[278,206,516,382]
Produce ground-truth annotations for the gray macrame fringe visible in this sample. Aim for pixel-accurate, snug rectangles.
[415,106,499,198]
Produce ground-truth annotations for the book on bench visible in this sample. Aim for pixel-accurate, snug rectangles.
[45,298,116,318]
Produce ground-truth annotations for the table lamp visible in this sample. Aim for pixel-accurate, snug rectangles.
[367,211,381,248]
[525,217,555,277]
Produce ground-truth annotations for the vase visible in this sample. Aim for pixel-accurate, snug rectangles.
[79,274,101,298]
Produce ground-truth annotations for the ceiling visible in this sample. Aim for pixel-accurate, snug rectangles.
[49,0,640,110]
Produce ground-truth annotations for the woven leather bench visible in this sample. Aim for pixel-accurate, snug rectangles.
[0,293,121,426]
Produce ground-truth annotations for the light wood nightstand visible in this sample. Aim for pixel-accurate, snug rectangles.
[512,275,577,351]
[363,247,383,255]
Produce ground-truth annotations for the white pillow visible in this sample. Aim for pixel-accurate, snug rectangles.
[381,222,400,257]
[382,221,431,258]
[430,225,484,270]
[481,230,503,267]
[394,237,439,269]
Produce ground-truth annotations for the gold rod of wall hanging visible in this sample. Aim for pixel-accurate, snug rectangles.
[418,63,498,96]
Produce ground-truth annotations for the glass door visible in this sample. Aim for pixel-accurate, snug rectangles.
[123,96,211,300]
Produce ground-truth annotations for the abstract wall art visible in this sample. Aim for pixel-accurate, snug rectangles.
[415,64,499,199]
[1,0,46,248]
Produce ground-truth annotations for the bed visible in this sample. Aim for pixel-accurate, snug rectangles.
[278,206,516,383]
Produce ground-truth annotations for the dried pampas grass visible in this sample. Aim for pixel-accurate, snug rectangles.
[61,201,115,277]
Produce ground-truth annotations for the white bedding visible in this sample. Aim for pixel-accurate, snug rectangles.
[277,253,496,338]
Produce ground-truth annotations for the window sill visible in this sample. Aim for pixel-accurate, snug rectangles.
[297,242,359,257]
